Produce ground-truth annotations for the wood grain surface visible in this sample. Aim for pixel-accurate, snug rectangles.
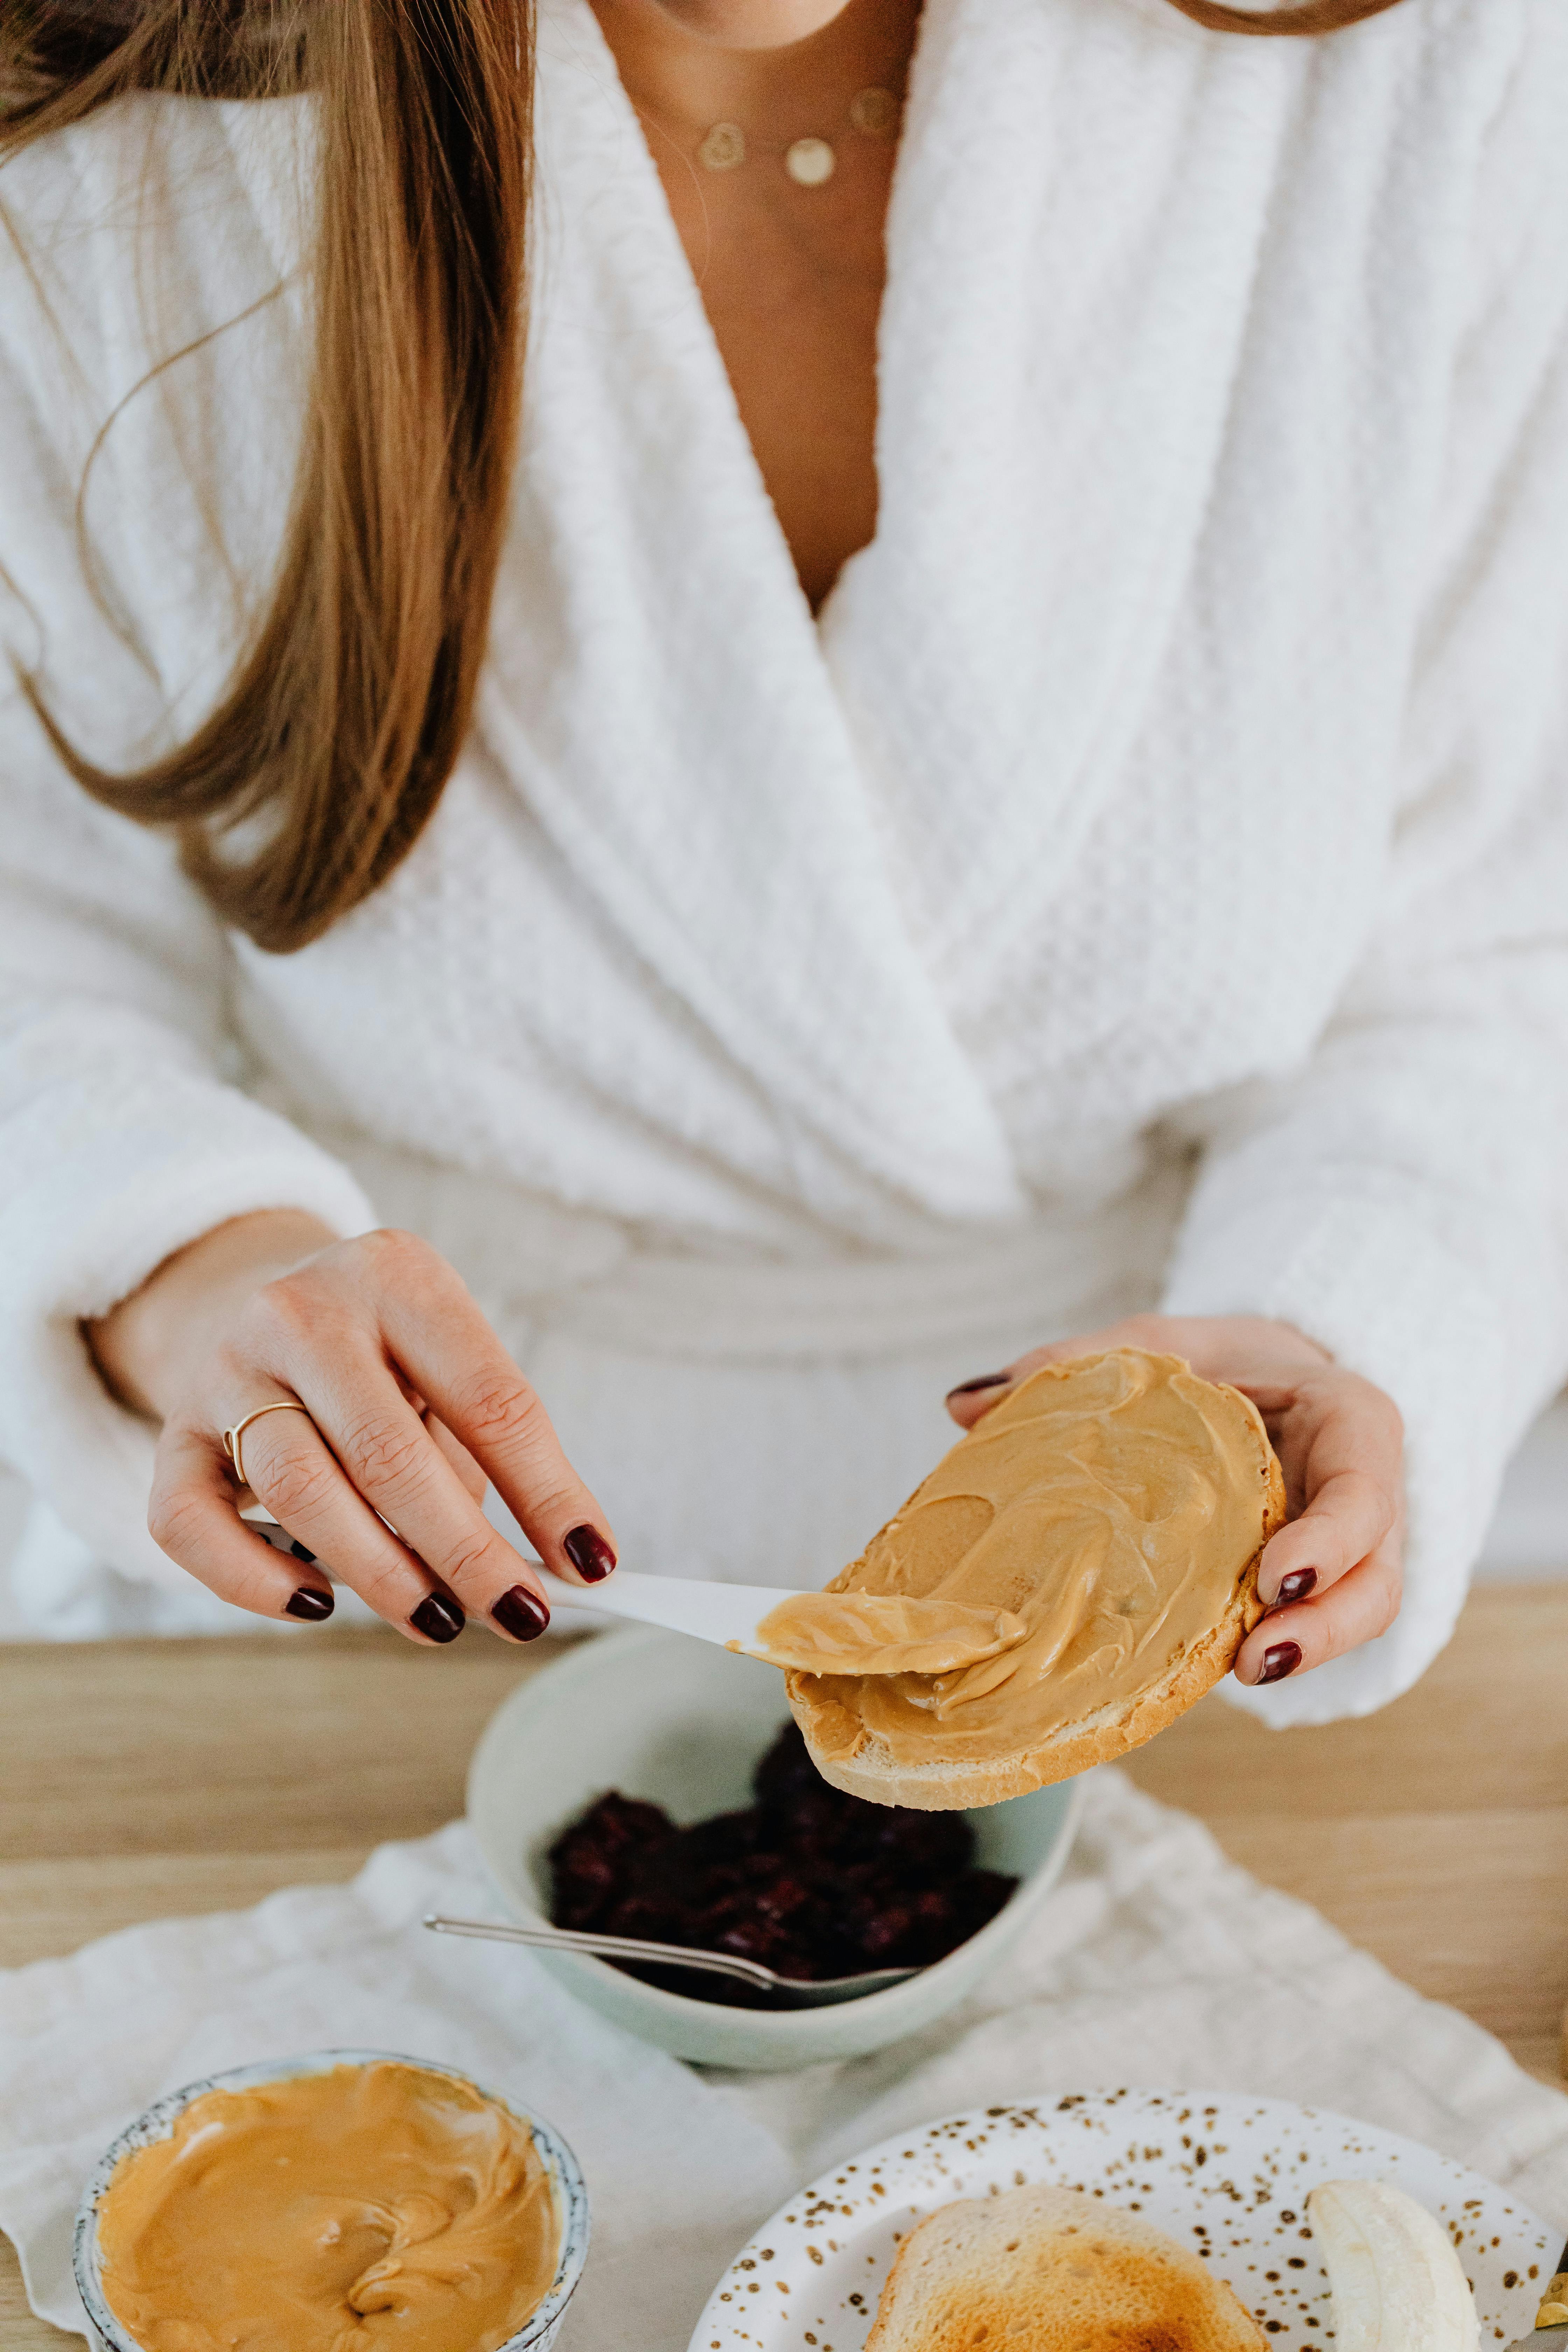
[2,1585,1563,2345]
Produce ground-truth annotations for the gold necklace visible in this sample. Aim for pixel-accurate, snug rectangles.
[695,83,902,188]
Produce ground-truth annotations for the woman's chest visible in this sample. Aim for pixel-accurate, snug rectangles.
[651,159,890,614]
[642,93,903,614]
[232,0,1540,1237]
[593,0,919,613]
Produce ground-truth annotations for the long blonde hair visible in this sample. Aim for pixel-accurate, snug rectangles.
[1,0,1404,952]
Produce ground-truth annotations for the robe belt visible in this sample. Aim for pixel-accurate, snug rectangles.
[288,1123,1189,1365]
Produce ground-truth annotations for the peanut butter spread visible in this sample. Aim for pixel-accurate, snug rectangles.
[746,1592,1029,1675]
[788,1350,1275,1770]
[96,2061,560,2352]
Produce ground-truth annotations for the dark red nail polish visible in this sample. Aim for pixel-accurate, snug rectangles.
[289,1539,317,1565]
[562,1525,616,1583]
[411,1593,465,1644]
[946,1372,1011,1400]
[285,1586,334,1622]
[1275,1568,1317,1606]
[492,1586,551,1642]
[1259,1640,1302,1684]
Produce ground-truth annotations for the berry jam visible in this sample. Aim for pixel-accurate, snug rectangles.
[547,1722,1017,2003]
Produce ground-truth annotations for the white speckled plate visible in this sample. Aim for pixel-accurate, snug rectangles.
[689,2090,1556,2352]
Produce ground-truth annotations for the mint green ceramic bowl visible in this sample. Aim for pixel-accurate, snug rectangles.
[467,1623,1081,2071]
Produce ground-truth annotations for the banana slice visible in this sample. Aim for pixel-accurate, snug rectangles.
[1307,2180,1478,2352]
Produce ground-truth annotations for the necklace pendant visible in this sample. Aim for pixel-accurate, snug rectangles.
[698,121,747,172]
[784,135,836,188]
[848,86,901,137]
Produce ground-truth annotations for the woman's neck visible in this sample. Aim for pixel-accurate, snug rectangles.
[589,0,918,141]
[587,0,923,612]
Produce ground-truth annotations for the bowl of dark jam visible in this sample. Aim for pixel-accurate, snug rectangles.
[547,1719,1018,2002]
[467,1626,1081,2068]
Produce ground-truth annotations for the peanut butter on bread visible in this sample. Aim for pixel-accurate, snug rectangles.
[786,1348,1285,1809]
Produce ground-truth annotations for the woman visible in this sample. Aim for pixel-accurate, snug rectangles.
[0,0,1564,1720]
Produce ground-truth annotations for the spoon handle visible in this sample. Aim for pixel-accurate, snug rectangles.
[423,1911,779,1993]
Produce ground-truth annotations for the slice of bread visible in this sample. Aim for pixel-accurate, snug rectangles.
[866,2182,1269,2352]
[786,1350,1286,1810]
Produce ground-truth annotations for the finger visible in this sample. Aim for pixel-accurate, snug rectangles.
[943,1317,1208,1427]
[245,1364,554,1645]
[232,1399,477,1645]
[943,1331,1116,1427]
[944,1362,1023,1427]
[370,1245,617,1587]
[148,1426,337,1624]
[425,1412,488,1505]
[1254,1468,1397,1605]
[1252,1376,1402,1604]
[1233,1539,1402,1685]
[943,1316,1337,1429]
[350,1382,488,1509]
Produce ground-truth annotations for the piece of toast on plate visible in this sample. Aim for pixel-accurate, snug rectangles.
[866,2180,1269,2352]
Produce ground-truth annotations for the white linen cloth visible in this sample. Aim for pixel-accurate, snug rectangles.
[3,0,1568,1720]
[2,1771,1566,2351]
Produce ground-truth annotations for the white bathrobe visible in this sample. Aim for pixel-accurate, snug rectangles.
[2,0,1566,1720]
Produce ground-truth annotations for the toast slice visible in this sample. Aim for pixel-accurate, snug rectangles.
[786,1349,1286,1809]
[866,2181,1269,2352]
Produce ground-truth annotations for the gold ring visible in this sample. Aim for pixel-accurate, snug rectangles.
[222,1400,314,1491]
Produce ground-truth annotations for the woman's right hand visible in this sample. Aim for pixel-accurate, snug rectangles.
[86,1211,617,1644]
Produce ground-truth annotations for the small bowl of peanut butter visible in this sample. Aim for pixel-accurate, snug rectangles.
[71,2050,590,2352]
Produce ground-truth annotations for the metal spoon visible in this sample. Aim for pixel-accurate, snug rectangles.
[423,1913,921,2007]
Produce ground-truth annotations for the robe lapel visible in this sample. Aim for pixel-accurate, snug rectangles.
[482,0,1303,1228]
[482,0,1027,1228]
[825,0,1302,997]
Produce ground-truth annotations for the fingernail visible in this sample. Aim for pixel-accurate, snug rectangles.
[492,1585,551,1642]
[946,1372,1011,1400]
[1274,1568,1317,1607]
[410,1593,465,1644]
[289,1539,317,1564]
[562,1525,616,1583]
[285,1586,334,1622]
[1258,1640,1302,1684]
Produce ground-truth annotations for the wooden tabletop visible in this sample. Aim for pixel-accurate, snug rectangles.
[3,1582,1563,2346]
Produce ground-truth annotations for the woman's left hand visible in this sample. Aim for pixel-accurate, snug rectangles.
[944,1314,1404,1688]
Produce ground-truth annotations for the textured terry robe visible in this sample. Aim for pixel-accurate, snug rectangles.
[2,0,1567,1720]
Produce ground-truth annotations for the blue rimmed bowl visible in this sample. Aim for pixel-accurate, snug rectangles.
[72,2047,589,2352]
